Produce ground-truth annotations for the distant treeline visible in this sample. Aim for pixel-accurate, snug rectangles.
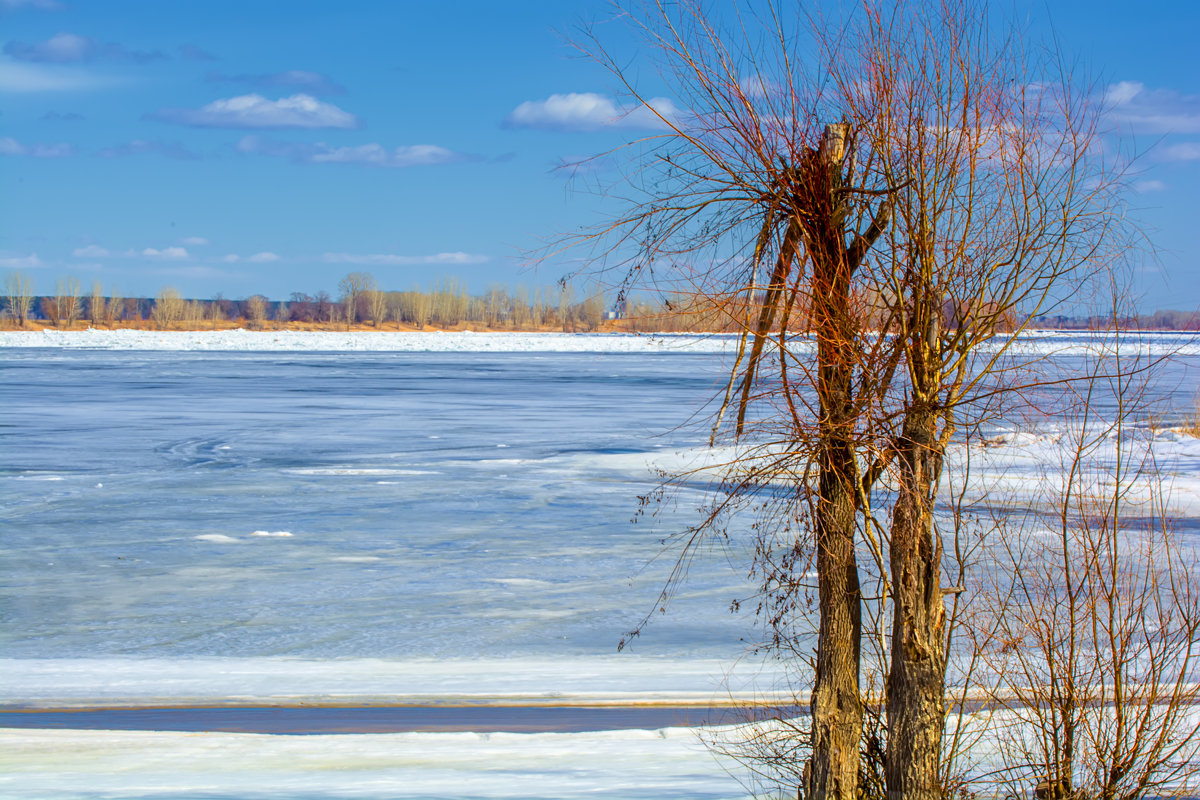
[3,270,1198,331]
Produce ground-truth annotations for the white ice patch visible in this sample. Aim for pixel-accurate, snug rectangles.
[250,531,293,537]
[0,656,787,707]
[0,726,746,800]
[194,534,240,544]
[0,329,735,353]
[288,468,438,476]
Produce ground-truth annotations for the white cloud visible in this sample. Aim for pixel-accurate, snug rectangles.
[310,143,457,167]
[0,136,73,157]
[149,93,359,129]
[323,252,489,266]
[235,135,464,167]
[1162,142,1200,161]
[246,251,279,263]
[142,246,189,260]
[504,92,681,132]
[180,236,209,246]
[1103,81,1200,134]
[1133,179,1167,193]
[0,253,43,268]
[220,254,240,263]
[72,244,109,257]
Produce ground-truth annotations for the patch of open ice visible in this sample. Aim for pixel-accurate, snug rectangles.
[194,534,240,544]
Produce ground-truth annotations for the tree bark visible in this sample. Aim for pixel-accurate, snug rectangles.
[803,123,865,800]
[885,405,947,800]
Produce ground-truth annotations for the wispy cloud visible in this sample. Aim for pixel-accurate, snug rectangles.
[1162,142,1200,161]
[236,135,467,167]
[180,236,209,246]
[220,251,279,263]
[0,136,73,157]
[504,92,681,132]
[1103,81,1200,134]
[0,60,109,92]
[0,0,64,12]
[97,139,201,160]
[1133,179,1167,193]
[178,44,216,62]
[4,32,166,64]
[41,110,83,121]
[72,244,109,257]
[147,93,359,129]
[323,252,489,266]
[206,70,345,96]
[0,253,44,268]
[141,246,189,260]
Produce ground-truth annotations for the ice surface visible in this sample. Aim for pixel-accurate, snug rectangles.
[0,656,788,707]
[4,333,1200,800]
[0,726,749,800]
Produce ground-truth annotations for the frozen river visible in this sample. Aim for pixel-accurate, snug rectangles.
[2,346,758,664]
[4,330,1200,799]
[1,338,772,800]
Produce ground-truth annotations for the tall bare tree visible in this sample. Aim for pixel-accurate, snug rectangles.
[55,276,81,328]
[568,2,1125,798]
[4,271,33,327]
[339,271,376,327]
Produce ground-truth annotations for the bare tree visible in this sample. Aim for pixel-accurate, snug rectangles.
[244,294,269,329]
[339,271,375,327]
[87,281,104,327]
[967,331,1200,800]
[367,287,388,328]
[55,276,81,328]
[568,2,1125,798]
[152,287,184,329]
[105,286,123,325]
[4,271,33,327]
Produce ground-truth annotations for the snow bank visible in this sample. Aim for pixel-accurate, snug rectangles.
[0,328,733,353]
[2,328,1198,355]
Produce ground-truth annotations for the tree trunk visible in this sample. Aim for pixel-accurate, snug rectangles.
[804,123,864,800]
[885,406,947,800]
[808,435,863,800]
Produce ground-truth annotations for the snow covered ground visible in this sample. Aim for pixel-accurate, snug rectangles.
[2,327,1198,356]
[0,328,732,353]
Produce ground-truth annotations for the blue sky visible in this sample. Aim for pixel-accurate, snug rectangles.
[1,0,1197,311]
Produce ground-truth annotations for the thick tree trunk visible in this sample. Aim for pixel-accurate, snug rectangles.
[808,437,863,800]
[885,406,947,800]
[805,123,864,800]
